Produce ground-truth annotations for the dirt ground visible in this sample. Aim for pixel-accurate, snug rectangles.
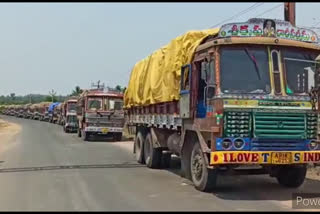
[0,118,21,152]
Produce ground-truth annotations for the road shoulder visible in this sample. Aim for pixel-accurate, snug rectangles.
[0,118,21,153]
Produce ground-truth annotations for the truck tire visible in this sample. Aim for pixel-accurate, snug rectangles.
[134,132,145,164]
[113,133,122,142]
[162,153,171,168]
[77,128,82,137]
[276,165,307,188]
[190,143,218,192]
[143,133,162,169]
[82,130,88,141]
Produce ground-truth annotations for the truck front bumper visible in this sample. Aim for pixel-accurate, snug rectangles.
[210,151,320,165]
[65,124,78,132]
[84,126,123,133]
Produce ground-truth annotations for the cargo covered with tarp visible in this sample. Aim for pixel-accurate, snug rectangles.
[124,28,219,108]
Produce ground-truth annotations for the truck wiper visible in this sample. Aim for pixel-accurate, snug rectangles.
[244,48,261,80]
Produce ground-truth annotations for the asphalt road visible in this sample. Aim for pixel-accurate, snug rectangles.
[0,115,319,211]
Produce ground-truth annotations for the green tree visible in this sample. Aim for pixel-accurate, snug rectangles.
[115,85,122,92]
[115,85,126,93]
[45,95,57,102]
[71,86,83,96]
[10,93,15,100]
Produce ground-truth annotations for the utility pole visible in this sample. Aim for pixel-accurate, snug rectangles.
[49,89,57,102]
[284,2,296,26]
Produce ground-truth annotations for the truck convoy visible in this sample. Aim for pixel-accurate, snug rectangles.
[125,18,320,191]
[76,88,124,141]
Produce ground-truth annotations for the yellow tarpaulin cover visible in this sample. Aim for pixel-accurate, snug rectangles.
[124,28,220,108]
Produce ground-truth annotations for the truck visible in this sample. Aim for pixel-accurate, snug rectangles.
[76,88,124,141]
[22,104,32,119]
[16,105,24,118]
[48,102,60,123]
[32,103,41,120]
[38,102,51,121]
[26,104,36,119]
[125,18,320,192]
[62,97,78,133]
[56,103,64,125]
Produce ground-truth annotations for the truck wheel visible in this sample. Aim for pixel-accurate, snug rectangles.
[276,165,307,188]
[113,133,122,141]
[190,143,218,192]
[134,132,145,164]
[143,133,162,169]
[82,131,88,141]
[162,153,171,168]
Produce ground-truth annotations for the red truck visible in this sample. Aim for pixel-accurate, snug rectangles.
[76,88,125,141]
[62,97,78,133]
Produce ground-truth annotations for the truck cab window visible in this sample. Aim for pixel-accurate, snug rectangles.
[67,103,77,112]
[105,99,123,111]
[87,98,102,111]
[196,60,208,118]
[282,49,319,95]
[220,47,270,94]
[271,50,282,94]
[181,66,190,91]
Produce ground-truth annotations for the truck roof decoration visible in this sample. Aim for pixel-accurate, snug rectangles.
[80,89,123,98]
[219,18,319,43]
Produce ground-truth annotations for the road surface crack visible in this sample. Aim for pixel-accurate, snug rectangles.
[0,163,145,173]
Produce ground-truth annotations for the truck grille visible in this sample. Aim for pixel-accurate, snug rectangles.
[251,139,306,151]
[224,111,251,137]
[86,117,124,127]
[253,112,306,139]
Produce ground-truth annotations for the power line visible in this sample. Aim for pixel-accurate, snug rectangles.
[211,3,263,27]
[255,3,283,18]
[211,3,264,28]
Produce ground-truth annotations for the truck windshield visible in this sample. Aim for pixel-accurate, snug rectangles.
[220,46,271,94]
[87,98,102,111]
[67,115,77,123]
[282,49,319,95]
[67,103,77,112]
[105,99,123,111]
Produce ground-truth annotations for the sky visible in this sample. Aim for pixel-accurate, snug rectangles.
[0,2,319,96]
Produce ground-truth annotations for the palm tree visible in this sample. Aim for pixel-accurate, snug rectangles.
[71,86,83,96]
[115,85,122,92]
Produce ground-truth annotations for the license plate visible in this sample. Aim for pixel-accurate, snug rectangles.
[271,152,292,164]
[101,128,109,134]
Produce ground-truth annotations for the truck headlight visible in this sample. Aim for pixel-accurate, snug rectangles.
[222,139,232,150]
[309,140,319,150]
[233,138,245,150]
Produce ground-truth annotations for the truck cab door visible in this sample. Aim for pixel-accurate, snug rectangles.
[180,64,192,118]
